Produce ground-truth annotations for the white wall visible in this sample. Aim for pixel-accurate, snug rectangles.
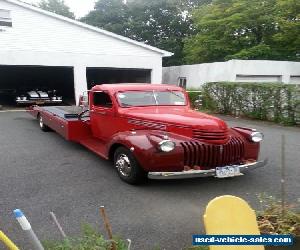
[0,0,165,102]
[163,60,300,88]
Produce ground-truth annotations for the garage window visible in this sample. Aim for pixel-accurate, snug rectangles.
[178,77,187,89]
[93,92,113,108]
[0,9,12,27]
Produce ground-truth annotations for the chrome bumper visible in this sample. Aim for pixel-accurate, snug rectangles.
[16,100,62,104]
[148,159,268,180]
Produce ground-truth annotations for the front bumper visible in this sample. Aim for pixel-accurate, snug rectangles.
[148,159,268,180]
[16,100,62,105]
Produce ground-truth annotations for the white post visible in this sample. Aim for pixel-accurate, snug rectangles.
[151,58,163,84]
[73,65,88,105]
[14,209,44,250]
[281,74,290,84]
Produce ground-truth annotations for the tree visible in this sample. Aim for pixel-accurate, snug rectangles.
[81,0,210,66]
[125,0,193,66]
[81,0,129,36]
[271,0,300,61]
[184,0,300,64]
[39,0,75,19]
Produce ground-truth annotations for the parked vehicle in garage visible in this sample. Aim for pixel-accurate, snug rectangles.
[27,84,267,184]
[16,89,62,105]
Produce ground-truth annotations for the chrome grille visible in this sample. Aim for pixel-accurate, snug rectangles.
[180,137,245,169]
[193,129,229,141]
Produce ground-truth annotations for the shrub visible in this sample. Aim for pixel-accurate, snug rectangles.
[187,90,202,108]
[43,224,128,250]
[196,82,300,125]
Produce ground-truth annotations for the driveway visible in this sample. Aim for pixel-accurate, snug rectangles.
[0,111,299,250]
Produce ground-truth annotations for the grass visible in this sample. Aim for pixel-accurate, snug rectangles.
[257,194,300,237]
[185,247,208,250]
[43,224,128,250]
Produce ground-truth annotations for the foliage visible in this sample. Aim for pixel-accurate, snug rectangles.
[257,194,300,236]
[184,0,300,63]
[38,0,75,19]
[198,82,300,125]
[187,90,202,107]
[44,224,128,250]
[81,0,210,66]
[80,0,129,37]
[186,247,208,250]
[188,89,217,111]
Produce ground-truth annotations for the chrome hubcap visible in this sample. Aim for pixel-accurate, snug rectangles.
[116,154,132,177]
[39,116,43,128]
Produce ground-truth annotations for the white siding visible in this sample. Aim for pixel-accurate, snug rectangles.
[162,61,232,88]
[163,60,300,88]
[0,0,166,102]
[0,1,161,56]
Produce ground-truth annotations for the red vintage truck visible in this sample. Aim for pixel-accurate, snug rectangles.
[27,84,267,184]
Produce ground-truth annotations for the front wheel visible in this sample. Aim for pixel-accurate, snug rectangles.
[114,147,147,185]
[38,114,50,132]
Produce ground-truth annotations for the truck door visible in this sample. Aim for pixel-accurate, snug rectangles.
[90,91,117,141]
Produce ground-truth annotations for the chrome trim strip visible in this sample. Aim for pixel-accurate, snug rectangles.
[148,159,268,180]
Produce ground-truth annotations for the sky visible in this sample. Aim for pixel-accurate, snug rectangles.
[22,0,97,18]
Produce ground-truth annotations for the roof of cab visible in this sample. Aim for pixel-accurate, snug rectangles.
[91,84,184,93]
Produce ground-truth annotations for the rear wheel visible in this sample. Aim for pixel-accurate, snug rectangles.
[114,147,147,184]
[38,114,50,132]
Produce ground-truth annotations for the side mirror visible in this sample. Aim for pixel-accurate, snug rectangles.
[194,95,203,109]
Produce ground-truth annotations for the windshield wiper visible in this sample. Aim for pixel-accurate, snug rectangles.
[167,89,185,100]
[153,90,159,105]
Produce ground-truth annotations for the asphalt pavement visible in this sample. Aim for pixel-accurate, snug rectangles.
[0,111,299,250]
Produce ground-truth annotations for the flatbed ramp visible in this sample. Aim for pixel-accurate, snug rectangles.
[31,105,92,141]
[41,106,107,157]
[41,106,85,120]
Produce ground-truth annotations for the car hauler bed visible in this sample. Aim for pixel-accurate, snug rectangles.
[27,106,93,142]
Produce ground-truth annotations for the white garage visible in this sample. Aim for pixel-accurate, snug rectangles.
[0,0,172,105]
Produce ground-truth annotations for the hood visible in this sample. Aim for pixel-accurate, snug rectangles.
[120,106,228,131]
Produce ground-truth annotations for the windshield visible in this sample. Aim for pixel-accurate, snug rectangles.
[117,90,186,107]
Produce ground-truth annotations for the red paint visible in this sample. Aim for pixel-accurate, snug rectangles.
[27,84,261,172]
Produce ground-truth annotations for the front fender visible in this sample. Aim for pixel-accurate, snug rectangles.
[231,127,260,160]
[108,130,185,172]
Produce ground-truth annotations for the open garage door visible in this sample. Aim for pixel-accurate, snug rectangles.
[0,65,74,106]
[86,67,151,89]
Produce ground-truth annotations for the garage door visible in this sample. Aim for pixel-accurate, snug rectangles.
[0,65,75,105]
[86,67,151,89]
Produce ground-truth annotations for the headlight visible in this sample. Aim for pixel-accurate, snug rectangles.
[251,132,263,142]
[158,140,176,152]
[52,96,57,100]
[16,97,21,100]
[22,97,27,100]
[57,96,62,100]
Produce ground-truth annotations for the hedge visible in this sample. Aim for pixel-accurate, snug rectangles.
[188,82,300,125]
